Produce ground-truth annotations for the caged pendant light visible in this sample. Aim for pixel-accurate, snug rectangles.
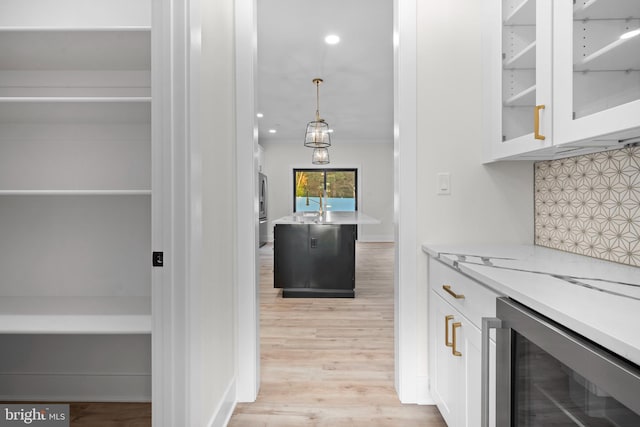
[311,147,330,165]
[304,78,332,148]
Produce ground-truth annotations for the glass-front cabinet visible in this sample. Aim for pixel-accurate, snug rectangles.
[484,0,640,161]
[554,0,640,148]
[484,0,553,161]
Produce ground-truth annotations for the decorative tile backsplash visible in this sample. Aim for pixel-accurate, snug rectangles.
[534,146,640,267]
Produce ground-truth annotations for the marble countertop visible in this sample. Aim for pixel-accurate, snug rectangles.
[273,211,380,225]
[422,243,640,366]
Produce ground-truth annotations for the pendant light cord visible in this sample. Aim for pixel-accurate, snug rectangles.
[313,78,323,122]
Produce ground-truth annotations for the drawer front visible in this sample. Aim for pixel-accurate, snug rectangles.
[429,257,499,329]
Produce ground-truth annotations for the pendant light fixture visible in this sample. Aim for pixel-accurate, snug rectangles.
[311,147,330,165]
[304,78,332,148]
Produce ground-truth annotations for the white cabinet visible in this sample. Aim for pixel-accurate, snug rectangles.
[484,0,640,161]
[553,0,640,150]
[428,257,497,427]
[0,0,153,402]
[484,0,553,161]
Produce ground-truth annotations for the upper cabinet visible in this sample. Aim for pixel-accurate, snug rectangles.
[553,0,640,151]
[483,0,553,161]
[483,0,640,161]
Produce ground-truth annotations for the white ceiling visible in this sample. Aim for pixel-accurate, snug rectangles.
[256,0,393,144]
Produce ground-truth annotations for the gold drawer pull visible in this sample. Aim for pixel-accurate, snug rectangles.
[534,104,546,140]
[443,285,465,299]
[452,322,462,357]
[445,315,454,347]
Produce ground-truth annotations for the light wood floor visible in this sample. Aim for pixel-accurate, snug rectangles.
[228,242,446,427]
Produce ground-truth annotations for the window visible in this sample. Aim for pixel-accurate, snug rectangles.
[293,169,357,212]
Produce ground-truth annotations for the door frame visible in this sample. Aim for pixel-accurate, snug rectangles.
[234,0,424,404]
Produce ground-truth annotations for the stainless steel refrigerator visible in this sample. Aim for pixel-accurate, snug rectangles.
[259,172,268,247]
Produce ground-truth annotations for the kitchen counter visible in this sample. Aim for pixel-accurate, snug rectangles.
[273,211,380,225]
[422,243,640,366]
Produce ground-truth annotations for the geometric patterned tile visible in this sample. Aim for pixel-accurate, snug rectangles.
[535,145,640,267]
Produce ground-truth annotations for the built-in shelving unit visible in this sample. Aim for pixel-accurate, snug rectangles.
[0,0,152,402]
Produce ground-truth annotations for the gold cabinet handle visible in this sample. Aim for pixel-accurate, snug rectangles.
[445,315,454,347]
[452,322,462,357]
[534,104,546,140]
[443,285,465,299]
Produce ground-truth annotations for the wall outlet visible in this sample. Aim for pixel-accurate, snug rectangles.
[437,173,451,195]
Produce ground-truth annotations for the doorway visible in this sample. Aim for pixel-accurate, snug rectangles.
[236,0,422,405]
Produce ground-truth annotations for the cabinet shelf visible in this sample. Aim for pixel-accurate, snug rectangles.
[504,41,536,69]
[0,190,151,196]
[0,296,150,334]
[504,0,535,26]
[504,84,536,106]
[0,97,151,103]
[0,26,149,32]
[575,34,640,72]
[574,0,639,20]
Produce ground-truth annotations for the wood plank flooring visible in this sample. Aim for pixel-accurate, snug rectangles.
[229,242,446,427]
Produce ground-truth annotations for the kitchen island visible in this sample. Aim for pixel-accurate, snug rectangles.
[272,212,379,298]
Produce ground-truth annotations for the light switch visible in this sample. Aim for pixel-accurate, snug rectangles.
[437,173,451,195]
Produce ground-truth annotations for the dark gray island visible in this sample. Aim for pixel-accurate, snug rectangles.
[272,212,380,298]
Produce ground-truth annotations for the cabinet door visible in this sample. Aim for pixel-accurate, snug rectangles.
[553,0,640,147]
[484,0,553,161]
[430,291,462,427]
[273,224,309,288]
[430,290,497,427]
[307,224,355,290]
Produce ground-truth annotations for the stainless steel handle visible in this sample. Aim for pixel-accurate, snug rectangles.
[482,317,502,427]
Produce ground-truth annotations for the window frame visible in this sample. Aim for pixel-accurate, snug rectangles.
[292,168,358,212]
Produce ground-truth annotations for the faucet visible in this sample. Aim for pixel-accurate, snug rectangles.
[305,189,327,217]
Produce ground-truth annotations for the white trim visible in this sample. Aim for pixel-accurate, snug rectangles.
[152,0,193,424]
[206,378,237,427]
[188,0,204,423]
[235,0,260,403]
[394,0,421,404]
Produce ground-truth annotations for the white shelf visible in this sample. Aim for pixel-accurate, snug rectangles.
[504,41,536,69]
[0,190,151,195]
[504,84,536,106]
[574,0,639,20]
[504,0,535,26]
[0,296,150,334]
[0,102,150,124]
[0,97,151,103]
[0,26,150,32]
[575,34,640,72]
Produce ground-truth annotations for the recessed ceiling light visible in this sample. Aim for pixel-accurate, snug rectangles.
[324,34,340,45]
[327,129,334,133]
[620,29,640,39]
[268,129,277,134]
[256,113,264,118]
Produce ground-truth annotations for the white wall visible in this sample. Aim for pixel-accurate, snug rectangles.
[414,0,534,399]
[261,141,394,242]
[199,0,237,424]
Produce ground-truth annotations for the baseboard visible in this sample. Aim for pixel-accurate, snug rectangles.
[358,234,394,243]
[207,377,237,427]
[417,375,435,405]
[0,373,151,402]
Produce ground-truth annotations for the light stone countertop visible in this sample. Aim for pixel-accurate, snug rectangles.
[422,243,640,366]
[273,211,380,225]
